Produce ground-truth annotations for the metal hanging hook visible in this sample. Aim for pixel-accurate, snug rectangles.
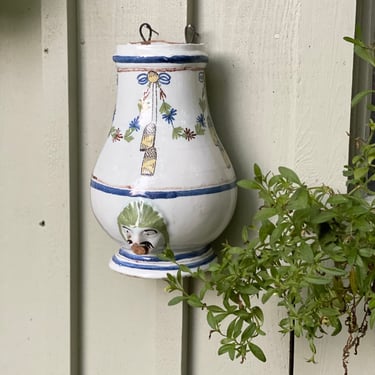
[185,24,199,43]
[139,23,159,43]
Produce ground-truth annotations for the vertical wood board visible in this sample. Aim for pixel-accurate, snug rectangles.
[78,1,188,374]
[0,0,75,374]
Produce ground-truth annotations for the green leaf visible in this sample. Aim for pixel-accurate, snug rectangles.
[241,323,256,342]
[237,284,259,295]
[270,222,288,244]
[278,166,302,185]
[241,226,249,243]
[254,207,277,221]
[248,342,266,362]
[237,179,262,190]
[252,306,264,324]
[187,294,204,308]
[207,305,225,313]
[304,275,332,285]
[226,319,236,338]
[261,289,275,304]
[320,307,340,317]
[308,340,317,354]
[359,248,375,258]
[370,310,375,329]
[259,219,275,243]
[299,243,314,263]
[343,36,363,46]
[310,210,335,224]
[327,194,349,205]
[207,311,218,329]
[162,247,175,260]
[331,317,342,336]
[168,296,185,306]
[233,318,244,338]
[353,167,369,180]
[351,89,375,107]
[318,265,347,276]
[218,344,236,360]
[354,44,375,68]
[178,264,192,274]
[286,187,309,210]
[215,313,230,324]
[253,163,263,178]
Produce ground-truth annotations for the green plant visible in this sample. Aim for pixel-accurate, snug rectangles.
[163,35,375,375]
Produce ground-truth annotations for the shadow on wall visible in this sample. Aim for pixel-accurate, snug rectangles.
[205,55,259,248]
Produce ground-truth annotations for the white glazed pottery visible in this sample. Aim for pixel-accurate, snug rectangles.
[90,41,237,278]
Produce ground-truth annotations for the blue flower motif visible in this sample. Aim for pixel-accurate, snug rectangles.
[162,108,177,125]
[129,116,140,131]
[196,113,206,127]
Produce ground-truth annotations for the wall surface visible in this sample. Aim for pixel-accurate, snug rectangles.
[1,0,369,374]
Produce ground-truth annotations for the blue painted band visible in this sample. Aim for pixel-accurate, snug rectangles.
[112,54,208,64]
[90,179,237,199]
[111,251,216,271]
[119,245,211,262]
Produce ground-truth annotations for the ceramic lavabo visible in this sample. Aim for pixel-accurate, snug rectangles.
[90,39,237,278]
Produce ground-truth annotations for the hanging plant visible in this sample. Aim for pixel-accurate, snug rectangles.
[162,34,375,375]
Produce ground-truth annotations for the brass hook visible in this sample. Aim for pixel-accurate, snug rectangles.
[185,24,199,43]
[139,23,159,43]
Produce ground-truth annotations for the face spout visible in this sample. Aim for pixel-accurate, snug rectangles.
[131,241,153,255]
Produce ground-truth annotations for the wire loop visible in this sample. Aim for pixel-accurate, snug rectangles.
[139,23,159,43]
[184,24,199,43]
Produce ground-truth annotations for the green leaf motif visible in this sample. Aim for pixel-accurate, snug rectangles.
[159,101,172,114]
[137,100,143,112]
[199,97,206,112]
[172,127,184,139]
[195,123,205,135]
[124,128,135,142]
